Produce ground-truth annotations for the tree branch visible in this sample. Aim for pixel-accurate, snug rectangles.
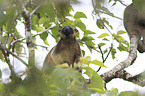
[78,40,100,52]
[118,0,127,6]
[1,44,28,67]
[98,15,129,52]
[0,43,22,82]
[10,25,57,46]
[102,69,145,87]
[30,4,41,16]
[15,0,35,67]
[97,43,113,72]
[101,35,139,83]
[98,45,105,61]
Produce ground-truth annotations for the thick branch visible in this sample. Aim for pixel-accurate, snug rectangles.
[101,35,139,83]
[15,0,35,67]
[102,69,145,87]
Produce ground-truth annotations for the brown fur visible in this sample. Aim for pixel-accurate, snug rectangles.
[42,26,81,74]
[124,3,145,53]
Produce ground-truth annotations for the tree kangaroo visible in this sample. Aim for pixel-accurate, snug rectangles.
[42,26,81,74]
[124,3,145,53]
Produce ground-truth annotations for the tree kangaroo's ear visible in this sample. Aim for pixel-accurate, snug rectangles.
[58,29,61,33]
[74,29,78,35]
[74,29,78,32]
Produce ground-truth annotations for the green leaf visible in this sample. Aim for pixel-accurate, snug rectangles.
[35,26,45,32]
[91,60,106,67]
[53,0,73,19]
[5,7,17,31]
[112,2,117,6]
[74,11,87,19]
[105,88,118,96]
[111,48,116,59]
[39,31,49,46]
[85,56,91,61]
[81,36,95,41]
[81,36,95,53]
[44,39,49,46]
[103,18,113,29]
[0,9,7,26]
[39,32,48,41]
[46,4,55,22]
[83,30,96,35]
[80,56,91,65]
[51,27,61,42]
[117,30,126,35]
[62,18,74,27]
[74,19,86,30]
[38,4,55,21]
[87,46,93,53]
[15,42,23,56]
[51,68,84,95]
[98,43,106,47]
[98,33,110,38]
[31,14,39,30]
[83,67,104,93]
[0,50,4,61]
[0,83,5,92]
[96,19,104,29]
[104,49,108,54]
[102,38,109,41]
[118,91,138,96]
[14,29,23,39]
[82,50,85,57]
[39,17,47,24]
[0,70,2,78]
[117,44,128,52]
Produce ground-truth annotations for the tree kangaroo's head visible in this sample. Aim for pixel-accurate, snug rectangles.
[59,26,77,39]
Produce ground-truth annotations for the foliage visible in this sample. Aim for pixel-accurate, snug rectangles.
[0,0,139,96]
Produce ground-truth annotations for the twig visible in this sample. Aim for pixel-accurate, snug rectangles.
[98,15,129,52]
[78,40,100,52]
[10,25,57,47]
[0,43,28,67]
[21,41,49,49]
[118,0,127,6]
[34,43,48,49]
[32,25,57,37]
[0,27,2,36]
[97,43,113,72]
[104,43,113,62]
[99,11,122,20]
[0,43,17,80]
[30,4,41,16]
[91,0,123,20]
[101,35,139,83]
[98,45,105,61]
[6,48,28,67]
[9,12,20,32]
